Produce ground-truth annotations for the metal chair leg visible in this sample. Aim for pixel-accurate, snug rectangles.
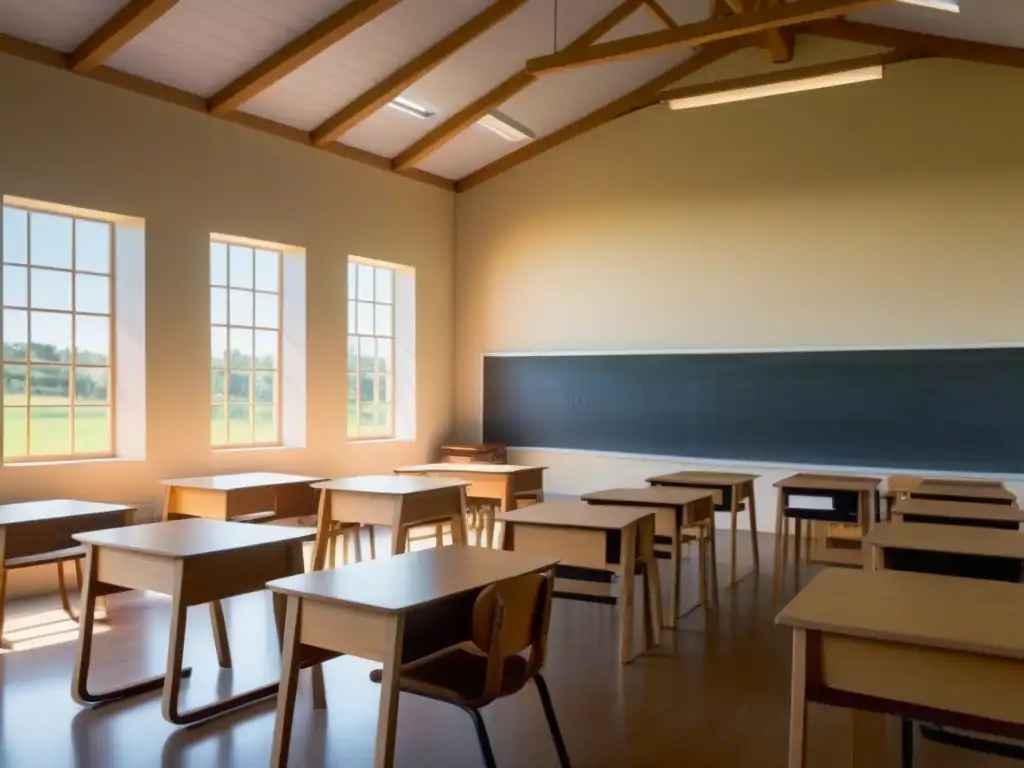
[535,674,572,768]
[901,718,914,768]
[462,706,498,768]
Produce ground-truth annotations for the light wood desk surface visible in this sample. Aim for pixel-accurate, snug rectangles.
[583,486,714,510]
[0,499,133,526]
[312,475,470,495]
[75,518,315,557]
[395,463,546,475]
[774,473,881,492]
[910,479,1016,504]
[502,500,650,530]
[161,473,325,523]
[890,498,1024,525]
[865,521,1024,560]
[161,473,324,491]
[646,471,757,486]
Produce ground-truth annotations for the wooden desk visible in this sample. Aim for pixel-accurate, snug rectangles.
[502,500,661,663]
[439,443,507,464]
[161,473,324,523]
[865,521,1024,581]
[883,475,1006,514]
[582,486,716,627]
[646,471,760,585]
[394,463,546,546]
[72,519,317,725]
[773,474,881,597]
[267,546,559,768]
[890,498,1024,530]
[777,568,1024,768]
[0,499,134,644]
[908,479,1016,505]
[311,475,470,569]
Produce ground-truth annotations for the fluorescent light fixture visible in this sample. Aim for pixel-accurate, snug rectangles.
[897,0,959,11]
[477,110,535,142]
[387,96,435,119]
[666,66,883,111]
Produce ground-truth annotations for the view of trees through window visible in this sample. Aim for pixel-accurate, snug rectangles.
[347,258,395,439]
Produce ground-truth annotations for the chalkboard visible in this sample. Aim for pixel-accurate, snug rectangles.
[482,349,1024,473]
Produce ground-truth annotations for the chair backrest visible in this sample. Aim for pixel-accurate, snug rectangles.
[471,573,552,699]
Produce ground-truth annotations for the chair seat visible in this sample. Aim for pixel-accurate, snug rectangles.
[370,647,531,707]
[6,545,86,569]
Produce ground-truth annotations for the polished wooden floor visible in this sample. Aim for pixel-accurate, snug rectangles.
[0,532,1013,767]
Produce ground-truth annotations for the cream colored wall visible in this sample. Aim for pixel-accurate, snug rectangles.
[0,54,454,596]
[454,41,1024,531]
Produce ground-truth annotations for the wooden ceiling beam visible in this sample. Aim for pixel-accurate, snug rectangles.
[525,0,891,74]
[457,38,753,192]
[208,0,404,117]
[69,0,179,74]
[392,0,645,172]
[802,18,1024,69]
[644,1,678,28]
[311,0,530,148]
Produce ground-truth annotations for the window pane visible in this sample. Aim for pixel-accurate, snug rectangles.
[254,330,277,369]
[228,370,251,402]
[254,249,279,291]
[75,367,109,403]
[359,402,378,429]
[377,338,392,374]
[359,337,375,372]
[228,403,252,444]
[229,327,253,368]
[3,207,28,264]
[3,363,26,403]
[76,273,110,314]
[30,311,72,362]
[3,309,27,361]
[359,373,374,403]
[3,265,27,306]
[347,300,356,331]
[30,364,70,404]
[255,371,274,403]
[210,242,228,286]
[211,326,227,367]
[75,220,111,273]
[3,407,26,457]
[229,245,253,288]
[375,268,393,303]
[378,375,389,404]
[211,287,227,325]
[229,288,253,326]
[357,264,374,301]
[30,212,72,269]
[30,406,70,455]
[76,314,110,365]
[253,404,275,443]
[376,393,390,430]
[254,292,278,329]
[347,262,356,299]
[347,337,357,372]
[74,406,110,453]
[347,373,356,404]
[356,301,374,334]
[211,404,227,445]
[212,369,226,402]
[374,304,393,337]
[32,268,73,311]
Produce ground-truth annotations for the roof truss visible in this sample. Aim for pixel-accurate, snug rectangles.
[69,0,179,73]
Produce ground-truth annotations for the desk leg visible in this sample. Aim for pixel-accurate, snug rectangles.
[708,519,719,605]
[312,490,332,571]
[788,628,808,768]
[729,493,739,585]
[209,601,232,668]
[374,614,406,768]
[773,493,784,601]
[619,525,637,664]
[162,486,173,521]
[793,520,802,594]
[271,596,303,768]
[747,482,760,573]
[641,518,663,639]
[669,517,681,628]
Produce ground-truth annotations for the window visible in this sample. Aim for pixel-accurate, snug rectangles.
[210,238,282,447]
[2,204,115,460]
[347,258,396,439]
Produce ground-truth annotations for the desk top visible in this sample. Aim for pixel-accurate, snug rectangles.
[394,463,545,475]
[776,568,1024,660]
[865,521,1024,559]
[267,546,558,612]
[891,498,1024,523]
[0,499,134,527]
[75,519,315,558]
[313,474,470,495]
[503,501,651,530]
[582,486,714,508]
[886,475,1005,495]
[161,472,325,491]
[646,470,758,487]
[775,473,881,492]
[911,480,1016,503]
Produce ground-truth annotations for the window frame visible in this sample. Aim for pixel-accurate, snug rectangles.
[2,202,117,463]
[347,256,396,441]
[210,235,284,450]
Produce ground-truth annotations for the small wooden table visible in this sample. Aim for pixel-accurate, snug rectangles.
[582,486,716,627]
[394,463,546,546]
[865,520,1024,580]
[161,472,325,523]
[311,475,470,569]
[777,568,1024,768]
[267,545,559,768]
[72,519,318,725]
[889,497,1024,529]
[0,499,134,645]
[502,500,662,663]
[439,443,507,464]
[647,471,760,585]
[883,475,1007,514]
[908,479,1017,506]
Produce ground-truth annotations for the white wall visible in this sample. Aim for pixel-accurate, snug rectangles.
[0,54,455,595]
[453,40,1024,530]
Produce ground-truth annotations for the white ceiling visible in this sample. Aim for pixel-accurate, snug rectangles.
[0,0,1021,183]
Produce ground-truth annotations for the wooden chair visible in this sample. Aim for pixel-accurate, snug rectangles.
[369,573,571,768]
